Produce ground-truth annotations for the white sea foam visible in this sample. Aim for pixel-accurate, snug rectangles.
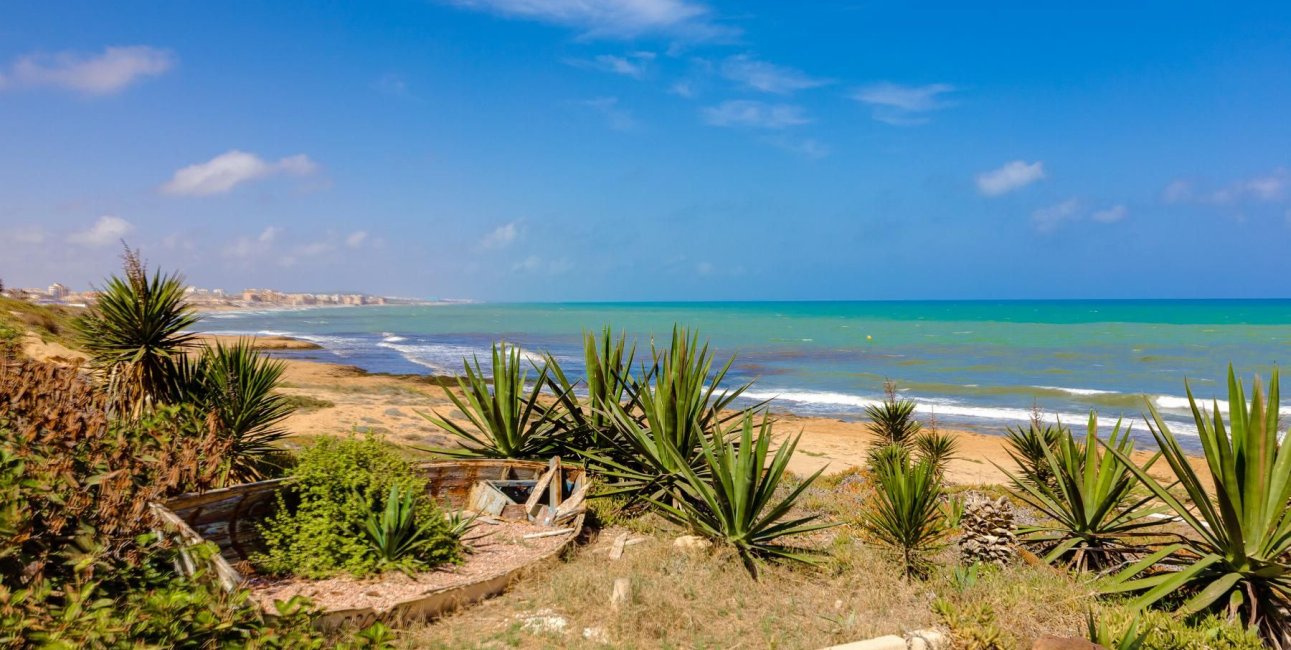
[1034,385,1119,396]
[1152,394,1291,416]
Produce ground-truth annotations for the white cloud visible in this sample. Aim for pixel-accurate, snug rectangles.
[720,55,829,94]
[224,226,280,258]
[669,80,696,98]
[569,52,655,78]
[345,231,369,248]
[976,160,1045,196]
[764,135,829,159]
[161,150,319,197]
[0,46,174,95]
[580,96,637,131]
[1162,169,1291,206]
[481,222,520,249]
[1031,199,1081,232]
[852,82,955,125]
[7,226,46,245]
[443,0,730,40]
[1091,204,1128,223]
[701,100,810,129]
[67,216,132,247]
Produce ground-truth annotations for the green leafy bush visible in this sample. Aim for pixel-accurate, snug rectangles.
[1003,420,1067,489]
[865,381,922,449]
[1089,606,1264,650]
[258,436,461,578]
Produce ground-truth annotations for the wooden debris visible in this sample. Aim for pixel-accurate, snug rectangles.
[523,527,576,540]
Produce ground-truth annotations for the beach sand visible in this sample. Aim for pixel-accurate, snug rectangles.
[21,332,1201,487]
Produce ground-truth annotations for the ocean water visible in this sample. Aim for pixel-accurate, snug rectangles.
[199,301,1291,450]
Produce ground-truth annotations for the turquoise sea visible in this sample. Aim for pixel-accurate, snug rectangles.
[199,301,1291,450]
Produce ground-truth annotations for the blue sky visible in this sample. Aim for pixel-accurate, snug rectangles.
[2,2,1290,300]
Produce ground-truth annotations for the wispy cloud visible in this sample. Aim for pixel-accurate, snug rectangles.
[852,82,955,125]
[1164,168,1291,205]
[976,160,1045,196]
[579,96,637,131]
[345,231,369,248]
[720,55,830,94]
[513,255,573,275]
[764,135,829,159]
[161,150,319,197]
[480,222,520,249]
[0,46,174,95]
[68,216,133,247]
[701,100,810,129]
[1031,199,1081,232]
[443,0,732,40]
[567,52,655,78]
[224,226,281,258]
[1091,204,1128,223]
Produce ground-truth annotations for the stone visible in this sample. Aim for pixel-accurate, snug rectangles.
[610,577,631,610]
[519,609,568,635]
[582,626,610,644]
[817,634,907,650]
[673,534,714,551]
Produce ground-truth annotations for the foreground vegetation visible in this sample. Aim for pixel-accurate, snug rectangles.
[4,253,1291,648]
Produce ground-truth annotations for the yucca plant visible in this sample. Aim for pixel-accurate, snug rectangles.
[1003,420,1067,489]
[544,327,638,454]
[364,485,456,576]
[170,341,295,484]
[866,441,912,475]
[75,248,197,415]
[1103,368,1291,645]
[419,342,564,459]
[865,381,922,449]
[580,327,758,502]
[1087,611,1147,650]
[861,455,950,580]
[914,429,960,476]
[651,412,831,577]
[1002,413,1163,573]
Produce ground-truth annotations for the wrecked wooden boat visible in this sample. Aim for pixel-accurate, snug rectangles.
[151,457,587,628]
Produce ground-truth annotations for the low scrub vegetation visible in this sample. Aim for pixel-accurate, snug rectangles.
[258,436,461,578]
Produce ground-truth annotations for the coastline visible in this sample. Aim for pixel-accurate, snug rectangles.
[186,333,1196,487]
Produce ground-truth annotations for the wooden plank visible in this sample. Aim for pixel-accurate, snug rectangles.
[523,459,559,519]
[547,457,562,512]
[608,533,628,561]
[522,527,575,539]
[552,481,589,523]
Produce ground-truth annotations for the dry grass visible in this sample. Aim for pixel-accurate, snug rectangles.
[398,472,1095,650]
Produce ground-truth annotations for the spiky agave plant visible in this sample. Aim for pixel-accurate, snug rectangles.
[1002,413,1163,573]
[914,429,960,476]
[1003,420,1068,489]
[75,248,197,414]
[580,326,758,502]
[861,455,950,580]
[544,327,638,454]
[170,340,295,484]
[1103,368,1291,646]
[652,411,831,577]
[363,485,459,576]
[419,342,563,459]
[865,382,922,449]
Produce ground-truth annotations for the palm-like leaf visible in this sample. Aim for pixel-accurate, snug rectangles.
[170,341,294,484]
[544,328,638,454]
[1002,412,1164,573]
[650,412,832,577]
[865,392,922,449]
[579,327,759,502]
[1102,367,1291,645]
[914,429,960,476]
[364,485,451,575]
[862,455,949,580]
[76,265,197,414]
[418,342,563,459]
[1004,421,1067,489]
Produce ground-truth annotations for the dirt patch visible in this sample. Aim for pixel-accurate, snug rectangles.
[246,518,574,613]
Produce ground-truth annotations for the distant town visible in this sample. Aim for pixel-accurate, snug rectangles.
[1,280,425,309]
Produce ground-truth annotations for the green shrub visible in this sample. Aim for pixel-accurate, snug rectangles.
[1003,420,1066,489]
[258,436,461,578]
[1089,606,1264,650]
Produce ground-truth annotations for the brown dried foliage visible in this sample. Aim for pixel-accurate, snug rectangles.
[0,357,231,583]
